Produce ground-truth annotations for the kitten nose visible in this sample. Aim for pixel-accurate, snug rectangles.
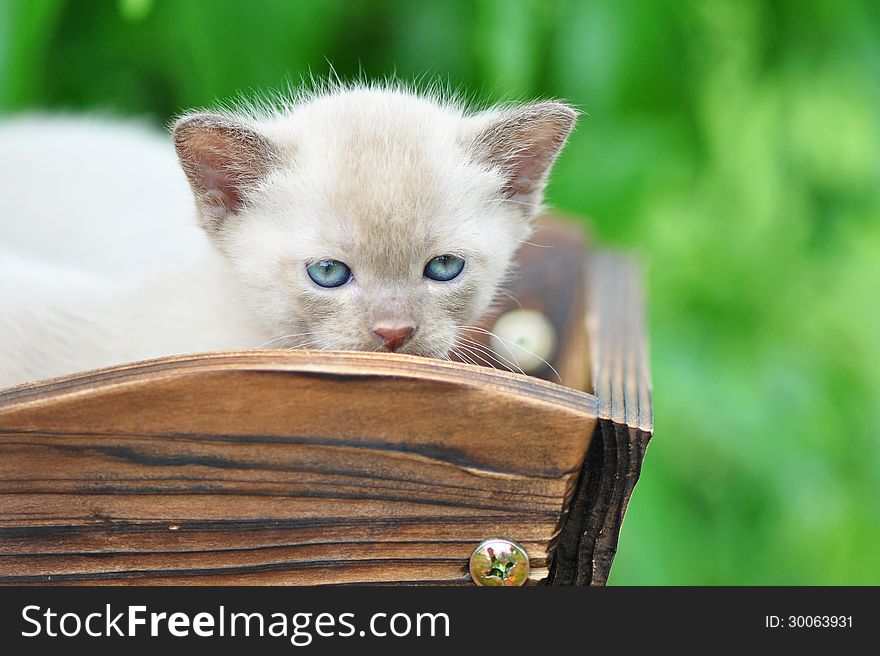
[372,323,415,352]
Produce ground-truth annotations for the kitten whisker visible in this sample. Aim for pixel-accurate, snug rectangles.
[258,331,323,348]
[452,342,499,371]
[455,335,528,377]
[495,288,523,309]
[459,325,562,383]
[285,338,324,350]
[513,239,555,248]
[449,345,482,369]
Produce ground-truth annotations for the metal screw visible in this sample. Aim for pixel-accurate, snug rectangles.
[469,538,530,586]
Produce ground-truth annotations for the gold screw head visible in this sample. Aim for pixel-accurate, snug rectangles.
[469,538,530,586]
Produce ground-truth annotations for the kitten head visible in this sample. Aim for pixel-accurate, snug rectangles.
[173,86,576,358]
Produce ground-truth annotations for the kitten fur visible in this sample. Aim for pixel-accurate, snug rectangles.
[0,82,576,388]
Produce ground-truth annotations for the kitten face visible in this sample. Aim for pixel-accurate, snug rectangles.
[173,87,576,358]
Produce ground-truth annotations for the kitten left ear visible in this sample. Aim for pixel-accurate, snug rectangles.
[172,112,278,229]
[466,101,578,214]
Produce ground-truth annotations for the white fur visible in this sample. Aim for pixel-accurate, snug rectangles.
[0,115,203,279]
[0,85,574,388]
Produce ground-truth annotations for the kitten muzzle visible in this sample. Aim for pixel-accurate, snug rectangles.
[371,323,415,352]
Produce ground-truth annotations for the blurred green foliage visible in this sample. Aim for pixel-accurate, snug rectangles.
[1,0,878,584]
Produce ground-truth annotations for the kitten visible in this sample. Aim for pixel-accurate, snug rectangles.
[0,83,576,388]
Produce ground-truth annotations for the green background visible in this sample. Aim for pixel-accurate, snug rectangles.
[1,0,878,584]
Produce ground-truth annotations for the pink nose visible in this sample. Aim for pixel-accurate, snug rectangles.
[372,324,415,352]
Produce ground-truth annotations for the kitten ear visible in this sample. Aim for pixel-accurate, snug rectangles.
[172,112,278,228]
[467,101,578,214]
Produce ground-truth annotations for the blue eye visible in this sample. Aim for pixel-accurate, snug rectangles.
[424,254,465,281]
[307,260,352,288]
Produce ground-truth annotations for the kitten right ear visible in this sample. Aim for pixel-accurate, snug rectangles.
[465,101,578,216]
[172,113,278,229]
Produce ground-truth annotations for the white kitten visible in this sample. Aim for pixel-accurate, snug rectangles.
[0,84,576,388]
